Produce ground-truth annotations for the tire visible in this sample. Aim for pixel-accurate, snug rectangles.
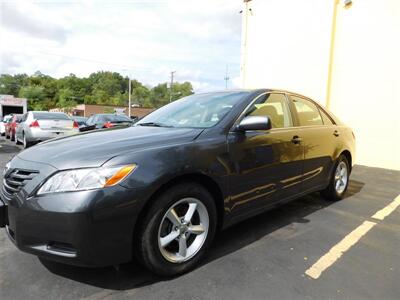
[136,182,217,276]
[23,133,31,149]
[322,155,350,201]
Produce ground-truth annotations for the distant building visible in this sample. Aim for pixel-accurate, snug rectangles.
[50,104,155,119]
[0,95,28,117]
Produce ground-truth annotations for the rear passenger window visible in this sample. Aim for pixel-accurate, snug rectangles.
[320,109,334,125]
[245,93,292,129]
[291,96,323,126]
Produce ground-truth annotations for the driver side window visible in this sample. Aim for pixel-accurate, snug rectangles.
[245,93,292,129]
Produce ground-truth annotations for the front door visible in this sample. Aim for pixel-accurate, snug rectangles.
[227,93,304,217]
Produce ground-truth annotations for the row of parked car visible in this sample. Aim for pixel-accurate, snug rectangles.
[0,112,135,148]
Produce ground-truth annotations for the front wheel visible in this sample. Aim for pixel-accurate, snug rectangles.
[136,182,217,276]
[322,155,350,201]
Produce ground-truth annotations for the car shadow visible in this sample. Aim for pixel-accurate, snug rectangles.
[0,140,21,154]
[40,179,364,290]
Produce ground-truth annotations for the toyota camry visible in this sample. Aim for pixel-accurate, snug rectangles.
[0,90,355,276]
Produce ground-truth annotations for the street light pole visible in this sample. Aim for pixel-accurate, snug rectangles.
[169,71,176,103]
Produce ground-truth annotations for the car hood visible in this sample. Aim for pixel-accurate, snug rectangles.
[17,126,203,170]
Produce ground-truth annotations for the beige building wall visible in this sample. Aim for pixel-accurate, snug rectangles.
[241,0,400,170]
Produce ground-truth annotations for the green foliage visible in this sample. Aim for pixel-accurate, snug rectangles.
[0,74,29,96]
[56,88,78,113]
[18,85,46,110]
[0,72,194,109]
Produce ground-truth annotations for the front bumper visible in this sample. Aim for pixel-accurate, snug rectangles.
[1,184,147,267]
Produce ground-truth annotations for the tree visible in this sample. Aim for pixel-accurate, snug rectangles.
[1,71,195,110]
[0,74,28,96]
[171,81,193,101]
[18,86,46,110]
[150,83,169,108]
[56,88,77,113]
[81,71,128,105]
[57,74,90,103]
[131,80,150,107]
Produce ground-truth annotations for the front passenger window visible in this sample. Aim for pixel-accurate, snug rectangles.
[245,93,292,129]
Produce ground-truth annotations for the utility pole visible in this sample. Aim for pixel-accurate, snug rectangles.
[128,76,131,118]
[169,71,176,103]
[224,64,230,89]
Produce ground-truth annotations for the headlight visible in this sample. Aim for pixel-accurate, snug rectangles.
[37,164,136,195]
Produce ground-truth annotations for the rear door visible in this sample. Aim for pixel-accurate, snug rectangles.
[227,93,304,216]
[288,95,338,192]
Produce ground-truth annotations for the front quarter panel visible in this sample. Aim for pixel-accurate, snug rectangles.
[103,133,230,203]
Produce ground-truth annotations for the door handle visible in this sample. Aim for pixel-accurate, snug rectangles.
[291,135,302,144]
[333,130,340,137]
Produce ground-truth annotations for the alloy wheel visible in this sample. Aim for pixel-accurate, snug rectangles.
[334,161,348,194]
[158,198,209,263]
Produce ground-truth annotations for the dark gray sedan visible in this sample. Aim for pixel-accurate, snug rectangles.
[0,90,355,276]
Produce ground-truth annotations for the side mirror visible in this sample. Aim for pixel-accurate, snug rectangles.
[236,116,272,131]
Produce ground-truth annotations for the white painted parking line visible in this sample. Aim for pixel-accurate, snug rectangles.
[305,220,376,279]
[305,194,400,279]
[371,195,400,221]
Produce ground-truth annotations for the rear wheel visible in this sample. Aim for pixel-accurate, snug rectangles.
[23,133,31,149]
[136,182,217,276]
[322,155,350,201]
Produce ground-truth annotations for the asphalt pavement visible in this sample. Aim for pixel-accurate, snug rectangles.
[0,138,399,300]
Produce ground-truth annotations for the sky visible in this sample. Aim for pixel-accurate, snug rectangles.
[0,0,243,92]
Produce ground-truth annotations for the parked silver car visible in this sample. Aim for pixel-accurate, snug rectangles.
[15,111,79,148]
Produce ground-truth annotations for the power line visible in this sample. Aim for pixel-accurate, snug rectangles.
[30,51,149,72]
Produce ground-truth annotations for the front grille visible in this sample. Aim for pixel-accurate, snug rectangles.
[2,169,38,200]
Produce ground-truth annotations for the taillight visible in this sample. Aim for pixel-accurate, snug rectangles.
[29,120,40,128]
[104,122,114,128]
[73,121,79,129]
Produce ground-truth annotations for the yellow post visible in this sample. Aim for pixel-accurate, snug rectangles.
[326,0,340,109]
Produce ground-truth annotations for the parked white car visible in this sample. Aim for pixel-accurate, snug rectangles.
[15,112,80,148]
[0,115,12,136]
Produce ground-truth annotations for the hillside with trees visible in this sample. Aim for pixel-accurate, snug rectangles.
[0,71,194,110]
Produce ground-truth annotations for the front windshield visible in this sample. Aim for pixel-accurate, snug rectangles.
[136,91,249,128]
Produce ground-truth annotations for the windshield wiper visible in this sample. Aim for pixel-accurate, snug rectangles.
[136,122,173,128]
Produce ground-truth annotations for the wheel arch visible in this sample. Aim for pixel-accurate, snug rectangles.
[132,173,225,246]
[340,150,352,172]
